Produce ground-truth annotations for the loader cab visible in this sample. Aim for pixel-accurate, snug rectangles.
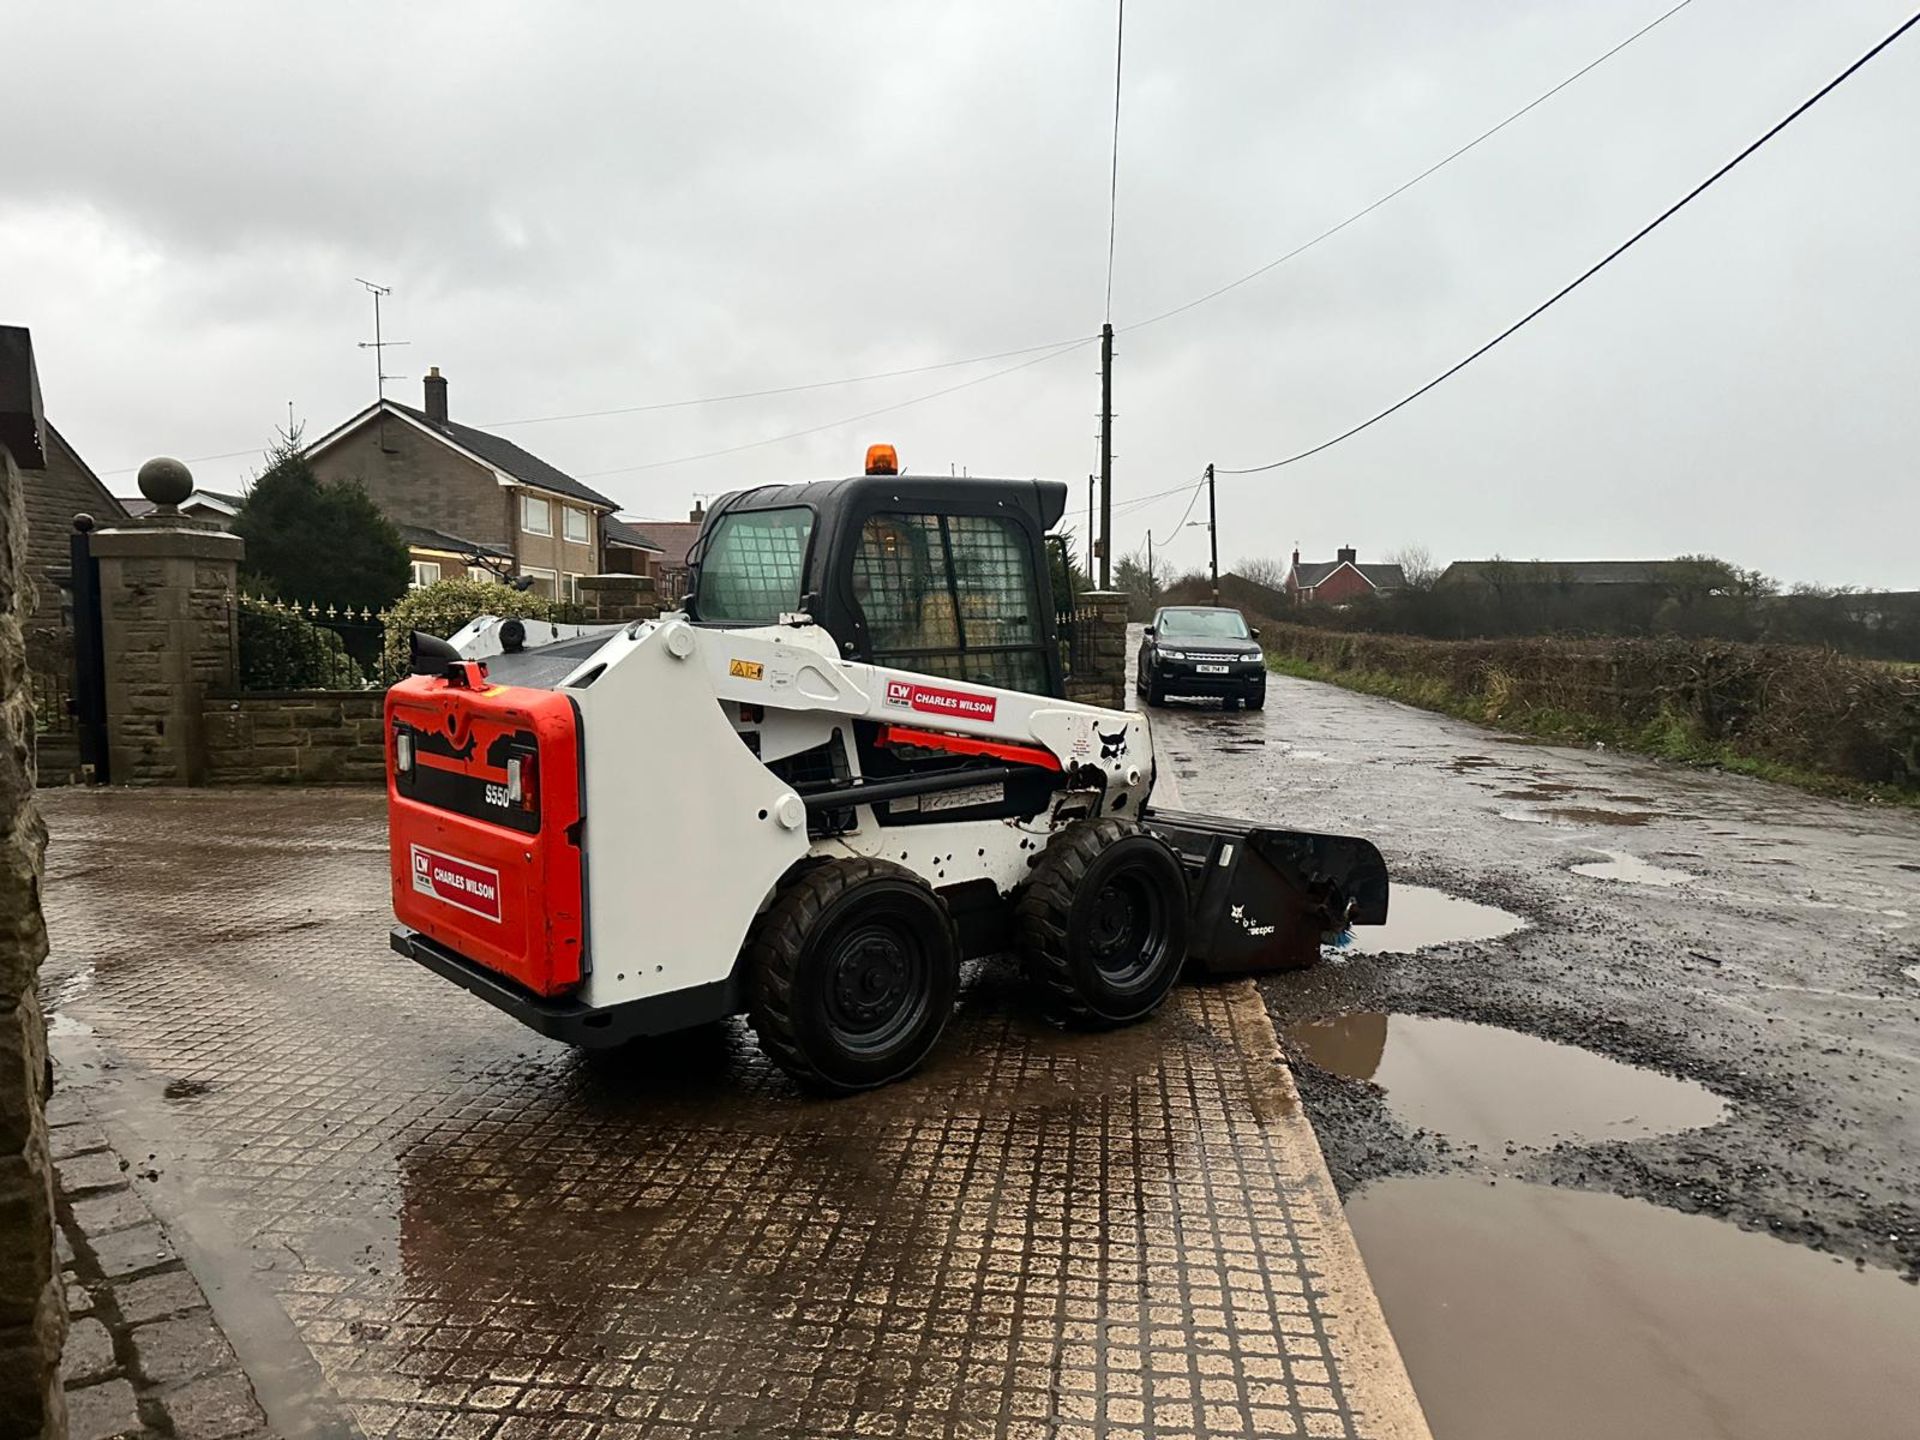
[686,467,1073,700]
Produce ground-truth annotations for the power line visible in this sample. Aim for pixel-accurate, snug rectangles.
[1217,6,1920,478]
[479,336,1094,428]
[1104,0,1126,322]
[1120,0,1697,336]
[100,1,1699,482]
[577,337,1096,479]
[98,339,1095,479]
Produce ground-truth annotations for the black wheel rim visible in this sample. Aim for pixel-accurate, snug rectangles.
[1083,866,1171,993]
[822,911,932,1056]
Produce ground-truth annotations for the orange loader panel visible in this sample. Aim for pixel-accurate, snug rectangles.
[386,673,586,997]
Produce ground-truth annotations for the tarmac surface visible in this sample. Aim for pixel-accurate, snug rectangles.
[1138,662,1920,1440]
[39,785,1428,1440]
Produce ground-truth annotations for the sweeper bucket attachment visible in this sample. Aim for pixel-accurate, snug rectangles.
[1143,807,1390,974]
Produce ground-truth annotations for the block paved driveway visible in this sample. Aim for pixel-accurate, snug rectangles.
[40,788,1422,1440]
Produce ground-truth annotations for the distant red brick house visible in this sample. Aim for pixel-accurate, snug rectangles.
[608,502,705,600]
[1284,547,1405,605]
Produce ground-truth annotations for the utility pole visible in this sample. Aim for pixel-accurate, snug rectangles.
[1098,322,1113,589]
[355,278,408,401]
[1206,462,1219,607]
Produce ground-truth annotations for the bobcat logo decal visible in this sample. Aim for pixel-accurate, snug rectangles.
[1097,726,1130,761]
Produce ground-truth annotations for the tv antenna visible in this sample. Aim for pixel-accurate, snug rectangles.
[354,278,408,400]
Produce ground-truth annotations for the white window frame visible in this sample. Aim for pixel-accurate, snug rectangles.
[564,506,590,544]
[467,565,497,584]
[522,494,552,536]
[520,566,558,599]
[410,560,442,589]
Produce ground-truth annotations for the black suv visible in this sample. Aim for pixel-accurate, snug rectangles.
[1137,606,1266,709]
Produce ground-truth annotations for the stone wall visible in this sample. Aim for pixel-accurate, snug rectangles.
[202,691,387,785]
[1,431,63,1429]
[577,573,661,625]
[1067,590,1129,710]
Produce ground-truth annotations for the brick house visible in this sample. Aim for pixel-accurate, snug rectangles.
[21,421,125,628]
[601,516,665,578]
[122,488,242,527]
[303,368,618,598]
[1284,547,1405,605]
[610,502,705,600]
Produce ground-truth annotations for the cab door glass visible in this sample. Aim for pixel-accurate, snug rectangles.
[853,512,1045,694]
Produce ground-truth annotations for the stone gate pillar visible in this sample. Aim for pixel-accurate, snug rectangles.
[0,325,63,1436]
[1067,590,1130,710]
[89,459,243,786]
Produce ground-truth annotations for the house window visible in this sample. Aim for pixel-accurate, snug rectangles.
[522,494,552,536]
[520,567,557,599]
[562,573,581,602]
[564,507,590,544]
[410,560,442,589]
[467,566,497,584]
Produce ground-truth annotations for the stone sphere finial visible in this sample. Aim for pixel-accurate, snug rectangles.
[72,512,95,533]
[137,456,194,512]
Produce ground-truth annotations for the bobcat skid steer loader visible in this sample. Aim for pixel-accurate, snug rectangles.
[386,451,1389,1093]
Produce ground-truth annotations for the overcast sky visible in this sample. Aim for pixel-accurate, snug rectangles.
[4,0,1915,588]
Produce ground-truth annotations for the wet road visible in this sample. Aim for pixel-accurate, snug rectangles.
[39,788,1426,1440]
[1138,662,1920,1439]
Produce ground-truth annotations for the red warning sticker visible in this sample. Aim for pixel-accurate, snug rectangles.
[883,679,998,723]
[410,844,503,923]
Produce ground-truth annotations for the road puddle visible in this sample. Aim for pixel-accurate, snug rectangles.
[1338,885,1524,955]
[1348,1175,1920,1440]
[1543,806,1655,827]
[1572,848,1694,886]
[1286,1014,1723,1149]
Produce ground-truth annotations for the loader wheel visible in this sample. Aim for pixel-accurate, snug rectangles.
[1016,819,1189,1028]
[745,858,959,1095]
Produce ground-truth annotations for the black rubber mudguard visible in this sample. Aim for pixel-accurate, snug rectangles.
[1142,806,1390,974]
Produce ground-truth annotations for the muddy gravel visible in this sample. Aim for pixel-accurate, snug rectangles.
[1136,656,1920,1282]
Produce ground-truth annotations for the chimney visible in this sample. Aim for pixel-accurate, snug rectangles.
[1337,545,1357,565]
[423,366,448,424]
[689,498,705,524]
[1291,545,1301,570]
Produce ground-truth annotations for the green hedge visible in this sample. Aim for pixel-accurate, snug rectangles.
[1260,622,1920,796]
[237,596,365,690]
[381,578,576,674]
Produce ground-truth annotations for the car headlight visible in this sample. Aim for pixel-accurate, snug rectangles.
[1160,648,1188,661]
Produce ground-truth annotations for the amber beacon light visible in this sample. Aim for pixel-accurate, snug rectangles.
[864,443,899,476]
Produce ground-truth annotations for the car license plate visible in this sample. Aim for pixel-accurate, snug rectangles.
[1197,663,1229,674]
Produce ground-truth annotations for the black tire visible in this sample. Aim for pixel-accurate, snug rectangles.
[745,858,958,1094]
[1016,819,1189,1028]
[1246,689,1266,711]
[1146,673,1167,706]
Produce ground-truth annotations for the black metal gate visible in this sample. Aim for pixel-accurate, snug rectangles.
[68,518,109,782]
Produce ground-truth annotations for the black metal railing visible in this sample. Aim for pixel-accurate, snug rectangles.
[25,625,76,736]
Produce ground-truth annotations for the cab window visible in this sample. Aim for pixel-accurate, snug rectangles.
[852,512,1046,694]
[695,507,814,624]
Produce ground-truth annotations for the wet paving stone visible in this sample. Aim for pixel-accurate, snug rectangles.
[40,787,1427,1440]
[65,1377,141,1440]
